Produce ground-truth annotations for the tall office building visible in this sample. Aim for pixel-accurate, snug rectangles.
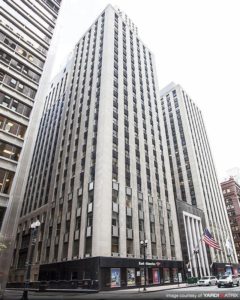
[0,0,62,230]
[160,82,238,277]
[10,5,184,289]
[221,177,240,263]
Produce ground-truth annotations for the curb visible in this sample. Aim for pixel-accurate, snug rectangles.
[120,284,191,294]
[137,284,193,294]
[96,284,191,295]
[6,288,99,294]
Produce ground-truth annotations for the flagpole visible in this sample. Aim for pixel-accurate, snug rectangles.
[186,234,204,278]
[194,234,204,278]
[187,228,222,278]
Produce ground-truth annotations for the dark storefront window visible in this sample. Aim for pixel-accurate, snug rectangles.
[139,268,145,285]
[172,268,178,283]
[39,257,184,290]
[111,268,121,288]
[147,267,161,285]
[152,268,160,284]
[147,268,153,284]
[163,268,170,283]
[102,268,111,288]
[101,259,184,289]
[127,268,135,286]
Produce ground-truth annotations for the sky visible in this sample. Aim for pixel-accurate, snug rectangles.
[50,0,240,181]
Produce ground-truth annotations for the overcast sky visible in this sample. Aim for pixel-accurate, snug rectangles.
[51,0,240,181]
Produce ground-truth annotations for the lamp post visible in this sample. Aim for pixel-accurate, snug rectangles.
[140,239,148,292]
[193,249,200,279]
[21,220,41,300]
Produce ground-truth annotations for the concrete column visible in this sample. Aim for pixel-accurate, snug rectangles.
[190,218,201,277]
[195,220,207,276]
[186,215,197,277]
[184,215,192,276]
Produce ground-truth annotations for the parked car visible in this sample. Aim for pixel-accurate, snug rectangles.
[218,274,240,287]
[197,276,217,286]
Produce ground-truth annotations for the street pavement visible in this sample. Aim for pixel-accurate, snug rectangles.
[1,285,240,299]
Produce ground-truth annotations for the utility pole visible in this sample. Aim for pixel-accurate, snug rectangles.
[193,249,200,278]
[21,220,41,300]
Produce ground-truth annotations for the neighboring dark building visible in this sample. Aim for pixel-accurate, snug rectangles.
[0,0,62,230]
[0,0,63,292]
[8,65,70,283]
[221,177,240,262]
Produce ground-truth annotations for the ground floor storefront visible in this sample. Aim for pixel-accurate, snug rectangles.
[212,262,240,277]
[38,256,185,290]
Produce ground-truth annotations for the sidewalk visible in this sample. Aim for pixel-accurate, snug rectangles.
[99,283,189,294]
[7,282,191,294]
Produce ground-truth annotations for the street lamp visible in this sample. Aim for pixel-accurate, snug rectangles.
[140,239,148,292]
[193,249,200,279]
[21,220,41,300]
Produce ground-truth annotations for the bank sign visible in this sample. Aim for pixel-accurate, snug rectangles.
[139,261,161,267]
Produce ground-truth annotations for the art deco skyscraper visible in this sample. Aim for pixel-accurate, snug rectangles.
[160,82,237,277]
[0,0,62,230]
[10,5,183,288]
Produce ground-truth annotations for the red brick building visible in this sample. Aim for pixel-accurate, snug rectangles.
[221,177,240,262]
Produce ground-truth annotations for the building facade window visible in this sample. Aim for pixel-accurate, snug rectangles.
[0,168,15,194]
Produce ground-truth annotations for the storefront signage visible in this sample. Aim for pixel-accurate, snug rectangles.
[138,261,161,266]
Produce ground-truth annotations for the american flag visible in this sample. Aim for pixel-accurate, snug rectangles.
[202,228,221,250]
